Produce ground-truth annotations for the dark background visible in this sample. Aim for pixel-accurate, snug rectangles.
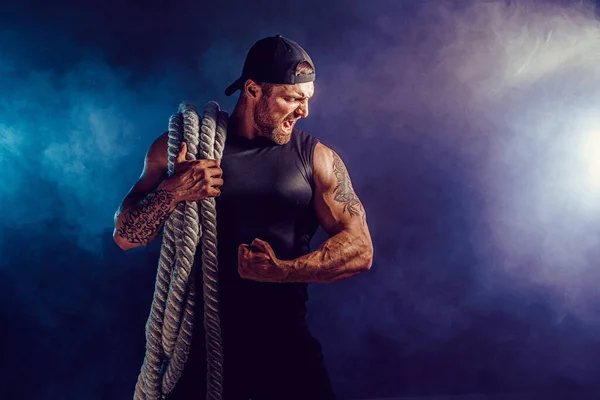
[2,0,600,399]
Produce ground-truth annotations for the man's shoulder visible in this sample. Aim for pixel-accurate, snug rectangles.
[145,131,169,167]
[292,127,317,139]
[292,127,321,149]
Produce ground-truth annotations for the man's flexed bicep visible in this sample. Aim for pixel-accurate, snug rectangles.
[255,141,373,283]
[313,142,373,263]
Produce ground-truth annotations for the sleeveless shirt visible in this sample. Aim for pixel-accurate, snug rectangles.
[193,127,321,344]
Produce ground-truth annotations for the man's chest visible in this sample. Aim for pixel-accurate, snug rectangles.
[218,148,313,209]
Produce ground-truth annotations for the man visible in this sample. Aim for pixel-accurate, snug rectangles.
[113,35,373,400]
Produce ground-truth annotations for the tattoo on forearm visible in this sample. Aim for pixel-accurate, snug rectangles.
[331,151,362,217]
[116,189,175,244]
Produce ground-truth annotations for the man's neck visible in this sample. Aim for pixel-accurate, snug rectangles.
[229,101,260,140]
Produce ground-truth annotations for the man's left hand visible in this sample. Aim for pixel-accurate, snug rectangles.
[238,238,290,282]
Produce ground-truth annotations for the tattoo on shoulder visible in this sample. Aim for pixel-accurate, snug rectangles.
[331,150,362,218]
[116,189,175,244]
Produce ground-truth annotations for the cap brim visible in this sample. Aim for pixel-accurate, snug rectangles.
[224,76,245,96]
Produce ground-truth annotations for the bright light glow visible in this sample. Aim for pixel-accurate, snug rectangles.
[580,132,600,188]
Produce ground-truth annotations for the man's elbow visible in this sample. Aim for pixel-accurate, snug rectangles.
[113,230,137,251]
[360,245,374,272]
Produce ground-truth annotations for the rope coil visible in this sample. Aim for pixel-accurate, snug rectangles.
[134,101,228,400]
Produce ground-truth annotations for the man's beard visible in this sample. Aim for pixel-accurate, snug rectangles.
[253,98,291,145]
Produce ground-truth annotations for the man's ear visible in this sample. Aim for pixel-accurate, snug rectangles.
[244,79,261,99]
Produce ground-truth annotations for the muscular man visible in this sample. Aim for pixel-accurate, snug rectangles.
[113,35,373,400]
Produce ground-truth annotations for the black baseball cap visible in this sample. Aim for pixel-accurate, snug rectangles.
[224,34,316,96]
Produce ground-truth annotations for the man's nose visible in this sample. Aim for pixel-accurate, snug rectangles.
[296,100,309,118]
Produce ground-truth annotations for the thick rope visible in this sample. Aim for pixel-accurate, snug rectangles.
[134,101,227,400]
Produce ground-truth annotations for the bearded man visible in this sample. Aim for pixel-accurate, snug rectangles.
[113,34,374,400]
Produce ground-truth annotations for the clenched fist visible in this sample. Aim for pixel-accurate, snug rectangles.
[158,142,224,203]
[238,238,291,282]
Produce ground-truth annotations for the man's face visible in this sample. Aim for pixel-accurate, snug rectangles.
[253,82,314,145]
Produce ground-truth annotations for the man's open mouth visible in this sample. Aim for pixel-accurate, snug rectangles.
[282,120,295,131]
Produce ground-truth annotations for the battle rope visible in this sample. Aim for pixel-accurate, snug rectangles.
[134,101,228,400]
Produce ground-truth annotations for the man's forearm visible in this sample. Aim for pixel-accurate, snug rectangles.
[279,229,373,284]
[114,188,177,248]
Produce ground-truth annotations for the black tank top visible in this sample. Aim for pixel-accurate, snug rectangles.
[194,127,321,340]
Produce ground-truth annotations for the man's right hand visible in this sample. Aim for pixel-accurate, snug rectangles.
[158,142,224,202]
